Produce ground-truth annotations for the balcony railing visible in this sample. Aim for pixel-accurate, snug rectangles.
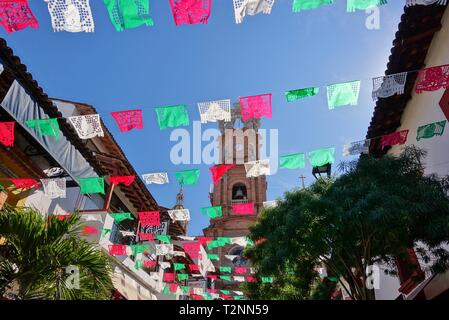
[231,199,250,204]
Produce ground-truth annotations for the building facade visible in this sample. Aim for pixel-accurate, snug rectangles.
[366,3,449,300]
[203,104,267,291]
[0,38,188,300]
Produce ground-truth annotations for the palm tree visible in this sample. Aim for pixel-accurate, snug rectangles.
[0,205,114,300]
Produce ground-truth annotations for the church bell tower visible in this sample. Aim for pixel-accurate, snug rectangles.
[203,103,267,290]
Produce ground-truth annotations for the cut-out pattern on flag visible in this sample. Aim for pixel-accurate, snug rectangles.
[103,0,154,31]
[343,139,371,157]
[156,244,173,255]
[207,254,219,261]
[233,0,275,24]
[181,285,190,293]
[244,159,270,177]
[0,0,39,33]
[138,232,154,241]
[189,264,200,271]
[235,267,247,274]
[261,277,273,283]
[10,178,39,190]
[163,272,175,282]
[41,178,66,199]
[179,235,193,241]
[174,263,185,271]
[68,114,103,139]
[0,122,14,147]
[159,261,171,269]
[119,230,135,237]
[347,0,387,12]
[285,87,319,102]
[45,0,95,32]
[168,209,190,222]
[178,273,189,281]
[109,175,135,186]
[142,172,169,185]
[155,105,189,130]
[232,202,255,215]
[208,275,218,280]
[25,119,61,139]
[130,243,151,256]
[176,169,200,185]
[79,177,104,194]
[230,236,249,246]
[263,200,278,209]
[201,206,223,219]
[292,0,333,12]
[406,0,447,6]
[239,94,272,121]
[308,147,335,167]
[327,81,361,109]
[207,288,219,294]
[144,260,157,268]
[207,237,231,249]
[156,235,171,244]
[134,260,143,270]
[108,244,127,256]
[372,72,407,101]
[197,236,213,247]
[111,212,134,223]
[81,226,98,235]
[183,242,201,258]
[138,211,160,227]
[209,164,234,185]
[417,120,446,141]
[247,276,257,282]
[220,266,232,273]
[381,130,409,148]
[198,99,231,123]
[169,0,211,26]
[101,228,111,238]
[279,153,305,169]
[110,109,143,132]
[220,275,231,281]
[415,65,449,94]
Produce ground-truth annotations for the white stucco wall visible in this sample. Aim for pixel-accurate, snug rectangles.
[377,7,449,300]
[389,7,449,176]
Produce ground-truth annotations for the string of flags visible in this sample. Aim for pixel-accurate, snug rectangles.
[1,117,447,195]
[1,1,445,300]
[2,63,447,147]
[1,0,447,33]
[48,206,281,298]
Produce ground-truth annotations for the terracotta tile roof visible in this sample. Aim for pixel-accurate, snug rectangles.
[366,4,447,156]
[0,38,159,213]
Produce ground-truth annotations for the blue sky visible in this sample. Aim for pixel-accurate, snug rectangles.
[2,1,405,235]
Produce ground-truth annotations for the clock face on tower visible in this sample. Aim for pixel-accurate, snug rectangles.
[232,256,249,267]
[230,246,249,267]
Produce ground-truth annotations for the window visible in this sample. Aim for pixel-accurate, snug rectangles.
[232,183,247,200]
[229,246,249,267]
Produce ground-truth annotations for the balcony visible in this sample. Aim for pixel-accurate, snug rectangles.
[231,199,250,204]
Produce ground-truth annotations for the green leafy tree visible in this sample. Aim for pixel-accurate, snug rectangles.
[0,206,114,300]
[245,147,449,300]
